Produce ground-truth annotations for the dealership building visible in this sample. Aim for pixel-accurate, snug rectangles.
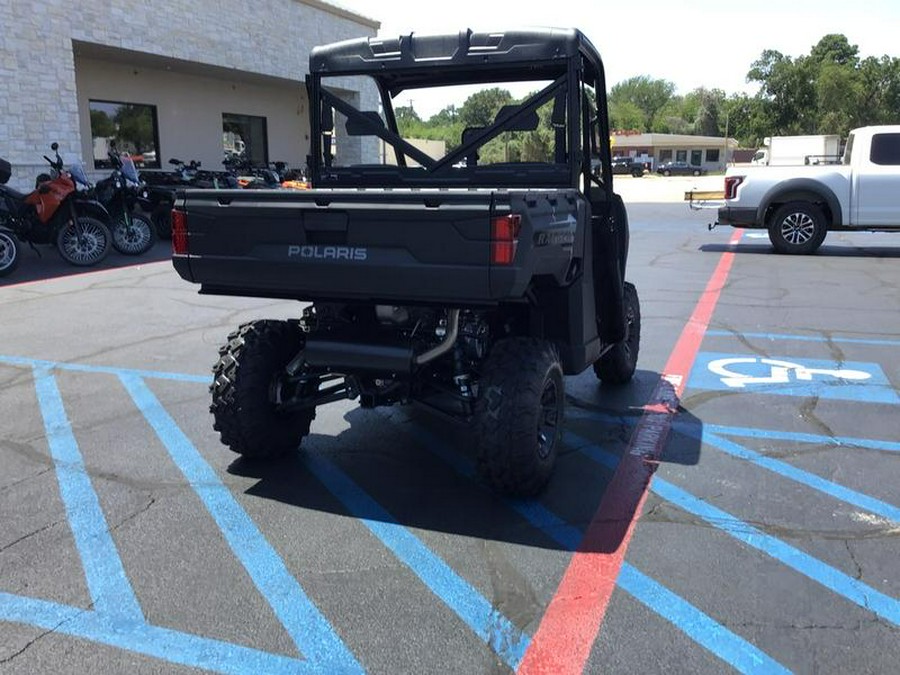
[0,0,379,190]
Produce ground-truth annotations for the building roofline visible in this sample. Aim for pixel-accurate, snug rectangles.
[300,0,380,30]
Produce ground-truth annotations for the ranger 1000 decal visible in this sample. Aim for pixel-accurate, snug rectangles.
[288,245,368,261]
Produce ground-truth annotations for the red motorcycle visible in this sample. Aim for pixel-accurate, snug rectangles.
[0,143,111,277]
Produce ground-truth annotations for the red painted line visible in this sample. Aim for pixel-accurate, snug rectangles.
[518,228,744,675]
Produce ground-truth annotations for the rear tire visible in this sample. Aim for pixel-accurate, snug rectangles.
[111,212,156,255]
[56,217,111,267]
[767,201,827,254]
[210,320,314,459]
[0,228,20,277]
[474,338,564,497]
[594,282,641,384]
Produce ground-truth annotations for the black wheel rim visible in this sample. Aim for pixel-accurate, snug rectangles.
[536,378,560,460]
[113,215,152,254]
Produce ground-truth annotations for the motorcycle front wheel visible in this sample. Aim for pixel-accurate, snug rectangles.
[0,228,20,277]
[111,212,157,255]
[57,217,111,267]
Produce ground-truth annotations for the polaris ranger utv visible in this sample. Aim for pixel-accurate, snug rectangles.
[171,28,640,496]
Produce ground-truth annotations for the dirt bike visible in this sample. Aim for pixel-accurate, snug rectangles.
[88,151,156,255]
[0,143,111,276]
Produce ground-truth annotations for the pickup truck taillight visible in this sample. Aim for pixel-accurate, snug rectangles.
[491,214,521,265]
[171,209,188,255]
[724,175,744,200]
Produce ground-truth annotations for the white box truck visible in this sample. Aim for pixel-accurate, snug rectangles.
[751,135,842,166]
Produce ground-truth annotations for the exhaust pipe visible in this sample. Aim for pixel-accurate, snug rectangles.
[414,309,460,366]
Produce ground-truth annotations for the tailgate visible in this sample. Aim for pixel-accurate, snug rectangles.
[173,189,500,303]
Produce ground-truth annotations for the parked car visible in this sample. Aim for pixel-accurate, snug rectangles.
[611,157,645,177]
[657,161,706,176]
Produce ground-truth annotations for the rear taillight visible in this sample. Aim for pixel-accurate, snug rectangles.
[724,175,744,200]
[171,209,188,255]
[491,214,521,265]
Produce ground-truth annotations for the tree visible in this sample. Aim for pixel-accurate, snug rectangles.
[114,105,154,153]
[90,109,116,138]
[459,88,513,127]
[609,100,645,132]
[609,76,675,128]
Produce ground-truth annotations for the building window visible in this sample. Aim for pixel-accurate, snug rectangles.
[676,149,687,162]
[870,133,900,165]
[706,148,720,162]
[223,113,268,166]
[89,100,160,169]
[690,149,703,166]
[659,149,673,163]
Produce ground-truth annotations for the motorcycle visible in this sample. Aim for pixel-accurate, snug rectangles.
[89,151,156,255]
[140,158,238,239]
[0,143,111,276]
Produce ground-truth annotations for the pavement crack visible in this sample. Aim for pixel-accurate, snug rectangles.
[843,539,864,580]
[0,605,90,664]
[0,519,64,554]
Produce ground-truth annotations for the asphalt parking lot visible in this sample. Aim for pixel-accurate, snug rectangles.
[1,175,898,674]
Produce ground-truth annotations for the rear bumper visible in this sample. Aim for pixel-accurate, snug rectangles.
[717,206,758,227]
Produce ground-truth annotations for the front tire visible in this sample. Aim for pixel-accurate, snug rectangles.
[56,217,111,266]
[594,282,641,384]
[768,201,827,254]
[210,320,314,459]
[0,228,20,277]
[111,212,157,255]
[474,338,564,497]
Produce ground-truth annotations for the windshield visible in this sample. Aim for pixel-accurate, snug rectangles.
[120,156,140,183]
[69,161,90,186]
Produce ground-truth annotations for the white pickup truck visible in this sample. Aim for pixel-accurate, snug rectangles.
[716,125,900,254]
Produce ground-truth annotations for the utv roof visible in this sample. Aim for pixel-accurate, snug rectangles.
[309,28,604,86]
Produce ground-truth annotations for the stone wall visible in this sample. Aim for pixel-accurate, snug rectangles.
[0,0,378,188]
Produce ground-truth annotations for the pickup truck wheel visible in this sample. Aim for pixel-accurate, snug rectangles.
[768,201,827,254]
[210,320,314,459]
[594,282,641,384]
[474,338,563,497]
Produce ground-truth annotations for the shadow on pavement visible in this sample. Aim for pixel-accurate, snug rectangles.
[228,368,702,553]
[0,239,171,287]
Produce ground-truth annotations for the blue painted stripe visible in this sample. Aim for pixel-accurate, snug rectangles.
[701,423,900,454]
[568,406,900,454]
[118,374,361,672]
[0,592,316,675]
[404,422,787,674]
[615,565,789,674]
[686,429,900,523]
[651,477,900,625]
[303,454,530,671]
[32,367,144,620]
[704,330,900,347]
[578,439,900,626]
[0,354,207,383]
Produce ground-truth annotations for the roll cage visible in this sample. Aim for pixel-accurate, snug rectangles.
[306,28,613,197]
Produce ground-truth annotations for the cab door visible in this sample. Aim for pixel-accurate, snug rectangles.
[854,132,900,226]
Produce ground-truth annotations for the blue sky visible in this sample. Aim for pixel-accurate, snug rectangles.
[331,0,900,117]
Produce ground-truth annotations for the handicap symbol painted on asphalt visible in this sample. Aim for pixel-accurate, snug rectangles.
[709,357,872,388]
[690,352,900,405]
